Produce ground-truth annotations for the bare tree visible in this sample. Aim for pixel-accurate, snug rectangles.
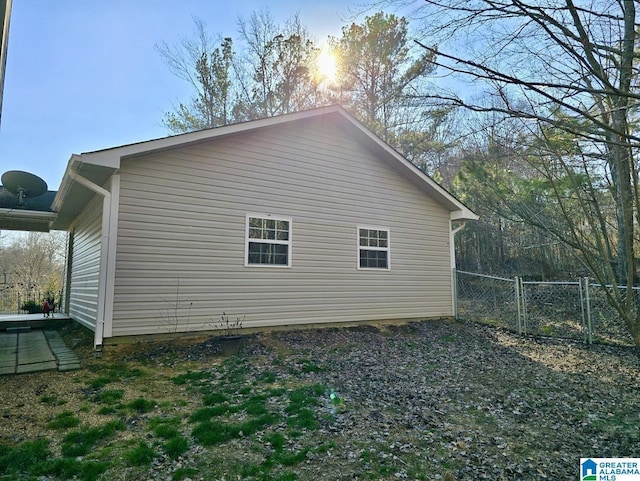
[157,19,237,132]
[235,11,319,119]
[388,0,640,344]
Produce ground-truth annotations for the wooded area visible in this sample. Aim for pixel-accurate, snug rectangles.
[0,232,66,312]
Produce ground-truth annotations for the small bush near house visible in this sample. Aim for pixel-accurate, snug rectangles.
[21,300,43,314]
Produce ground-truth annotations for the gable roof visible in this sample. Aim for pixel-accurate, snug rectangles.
[52,105,477,229]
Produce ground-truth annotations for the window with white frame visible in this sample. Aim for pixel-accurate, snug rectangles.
[245,215,292,267]
[358,227,390,269]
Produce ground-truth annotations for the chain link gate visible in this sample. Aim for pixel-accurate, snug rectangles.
[456,271,634,346]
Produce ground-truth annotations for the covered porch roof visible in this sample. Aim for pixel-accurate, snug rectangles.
[0,186,57,232]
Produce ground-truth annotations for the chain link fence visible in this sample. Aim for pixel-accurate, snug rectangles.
[455,270,635,346]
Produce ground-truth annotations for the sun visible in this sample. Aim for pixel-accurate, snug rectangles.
[317,46,337,82]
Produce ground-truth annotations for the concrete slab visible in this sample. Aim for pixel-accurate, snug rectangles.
[17,361,57,374]
[0,365,15,375]
[0,328,81,375]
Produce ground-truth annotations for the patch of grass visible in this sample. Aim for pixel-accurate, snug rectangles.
[124,440,156,466]
[242,395,269,416]
[149,416,181,429]
[172,370,213,385]
[47,411,81,430]
[192,413,279,446]
[163,435,189,459]
[87,364,145,389]
[0,438,50,475]
[203,392,229,405]
[61,420,126,457]
[316,441,336,453]
[265,432,286,450]
[268,387,287,397]
[189,404,238,422]
[154,424,180,439]
[220,358,250,384]
[173,467,199,481]
[286,407,318,431]
[287,384,326,409]
[191,421,238,445]
[275,448,310,466]
[283,384,324,431]
[258,371,277,383]
[35,458,109,481]
[300,358,325,373]
[92,389,124,405]
[96,406,117,415]
[39,395,66,406]
[127,397,156,413]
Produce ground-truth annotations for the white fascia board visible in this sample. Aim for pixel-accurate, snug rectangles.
[451,209,479,221]
[51,154,83,212]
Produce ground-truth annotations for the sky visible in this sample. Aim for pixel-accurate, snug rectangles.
[0,0,368,190]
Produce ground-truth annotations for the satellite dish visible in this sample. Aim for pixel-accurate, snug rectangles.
[1,170,48,207]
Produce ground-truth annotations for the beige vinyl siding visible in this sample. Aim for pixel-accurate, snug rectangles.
[68,195,102,331]
[111,117,452,337]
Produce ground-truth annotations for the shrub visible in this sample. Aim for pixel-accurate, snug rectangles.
[21,300,42,314]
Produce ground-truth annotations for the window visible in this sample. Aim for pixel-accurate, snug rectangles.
[245,215,292,267]
[358,227,390,270]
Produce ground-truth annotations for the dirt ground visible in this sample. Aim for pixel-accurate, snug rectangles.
[1,320,639,480]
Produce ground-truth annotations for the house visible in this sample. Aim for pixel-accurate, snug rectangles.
[581,459,597,479]
[38,105,475,348]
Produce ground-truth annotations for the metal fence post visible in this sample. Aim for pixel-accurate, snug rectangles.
[584,277,593,345]
[515,276,522,335]
[452,269,459,320]
[579,277,586,343]
[521,277,528,335]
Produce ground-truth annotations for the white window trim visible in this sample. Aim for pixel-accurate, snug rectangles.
[357,225,391,271]
[244,213,293,268]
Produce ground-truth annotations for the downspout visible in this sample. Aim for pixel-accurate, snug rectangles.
[450,220,468,319]
[68,169,111,350]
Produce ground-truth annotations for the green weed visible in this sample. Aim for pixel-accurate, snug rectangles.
[39,395,66,406]
[172,370,212,385]
[154,424,180,439]
[163,435,189,459]
[127,397,156,413]
[300,359,325,373]
[35,458,109,481]
[47,411,81,430]
[173,467,199,480]
[203,392,229,405]
[92,389,124,405]
[61,420,126,457]
[124,440,156,466]
[265,432,286,450]
[258,371,277,383]
[276,448,310,466]
[286,407,318,431]
[192,413,279,446]
[0,438,50,475]
[189,404,238,422]
[88,364,145,389]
